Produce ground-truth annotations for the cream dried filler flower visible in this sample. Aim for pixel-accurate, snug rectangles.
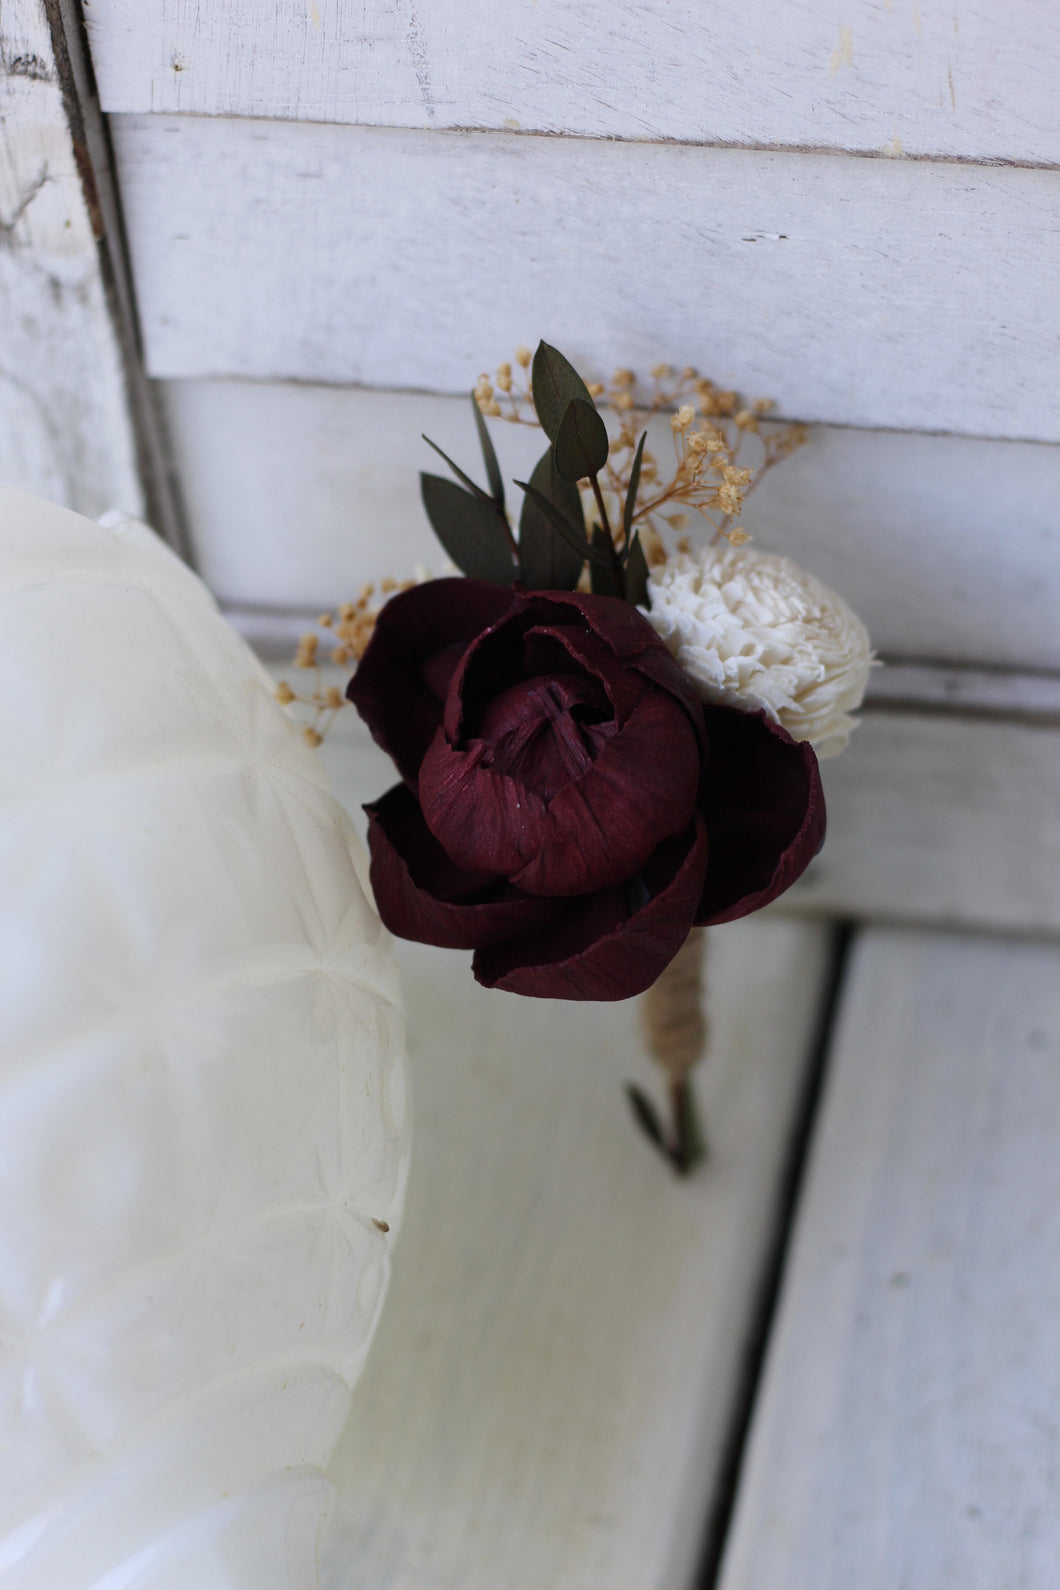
[645,542,872,758]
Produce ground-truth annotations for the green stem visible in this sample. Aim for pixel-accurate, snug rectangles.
[589,472,625,588]
[589,473,616,551]
[669,1075,707,1175]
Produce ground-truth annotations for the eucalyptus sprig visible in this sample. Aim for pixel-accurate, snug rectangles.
[476,348,807,553]
[279,343,806,745]
[420,341,650,605]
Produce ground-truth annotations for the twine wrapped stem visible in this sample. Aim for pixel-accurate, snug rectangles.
[630,928,708,1174]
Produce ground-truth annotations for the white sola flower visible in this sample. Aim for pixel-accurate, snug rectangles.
[644,543,873,758]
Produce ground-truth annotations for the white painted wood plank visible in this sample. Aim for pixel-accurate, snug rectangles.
[303,740,833,1589]
[788,711,1060,936]
[718,927,1060,1590]
[864,661,1060,718]
[109,115,1060,443]
[320,928,830,1590]
[0,0,142,517]
[85,0,1060,167]
[163,379,1060,672]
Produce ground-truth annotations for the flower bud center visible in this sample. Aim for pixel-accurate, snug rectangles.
[477,673,614,802]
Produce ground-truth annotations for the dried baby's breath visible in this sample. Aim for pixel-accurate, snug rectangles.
[282,350,807,744]
[476,350,806,552]
[276,576,421,744]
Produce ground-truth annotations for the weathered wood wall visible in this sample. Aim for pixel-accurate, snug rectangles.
[0,0,141,517]
[109,117,1060,444]
[72,1,1060,694]
[84,0,1060,164]
[3,6,1058,1587]
[73,0,1060,940]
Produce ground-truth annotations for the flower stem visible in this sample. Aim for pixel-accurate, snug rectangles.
[631,928,710,1176]
[669,1074,707,1175]
[589,472,612,540]
[589,472,623,563]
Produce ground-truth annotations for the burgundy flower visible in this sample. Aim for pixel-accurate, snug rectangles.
[348,579,824,1001]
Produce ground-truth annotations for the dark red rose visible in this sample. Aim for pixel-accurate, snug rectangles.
[348,579,824,1000]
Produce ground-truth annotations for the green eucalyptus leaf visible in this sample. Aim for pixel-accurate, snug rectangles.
[515,481,613,568]
[623,531,650,608]
[554,398,611,483]
[420,473,516,586]
[531,341,598,445]
[589,523,624,598]
[471,393,505,508]
[422,434,494,505]
[518,448,586,591]
[623,430,648,544]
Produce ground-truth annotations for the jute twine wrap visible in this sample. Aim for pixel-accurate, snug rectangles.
[641,927,707,1084]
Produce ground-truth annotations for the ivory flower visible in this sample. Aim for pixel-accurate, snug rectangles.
[644,544,872,758]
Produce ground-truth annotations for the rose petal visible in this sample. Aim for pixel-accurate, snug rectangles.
[347,578,515,781]
[694,705,826,925]
[532,587,707,733]
[509,689,701,896]
[474,813,709,1000]
[512,621,644,727]
[417,728,549,878]
[478,673,614,803]
[365,783,559,950]
[421,687,699,897]
[443,590,703,745]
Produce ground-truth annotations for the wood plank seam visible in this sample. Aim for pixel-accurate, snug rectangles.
[696,923,855,1589]
[41,0,192,562]
[156,382,1060,671]
[236,610,1060,722]
[715,927,1060,1590]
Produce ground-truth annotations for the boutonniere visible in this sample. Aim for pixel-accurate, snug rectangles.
[282,345,872,1173]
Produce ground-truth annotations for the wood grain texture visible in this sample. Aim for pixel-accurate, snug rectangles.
[300,748,833,1590]
[85,0,1060,166]
[110,115,1060,442]
[788,711,1060,936]
[718,927,1060,1590]
[0,0,142,516]
[164,379,1060,672]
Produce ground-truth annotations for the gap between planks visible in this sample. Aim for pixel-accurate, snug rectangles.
[165,382,1060,674]
[717,926,1060,1590]
[42,0,192,561]
[267,660,1060,942]
[695,924,855,1588]
[248,618,1060,721]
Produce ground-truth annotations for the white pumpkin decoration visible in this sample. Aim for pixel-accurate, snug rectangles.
[0,489,410,1589]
